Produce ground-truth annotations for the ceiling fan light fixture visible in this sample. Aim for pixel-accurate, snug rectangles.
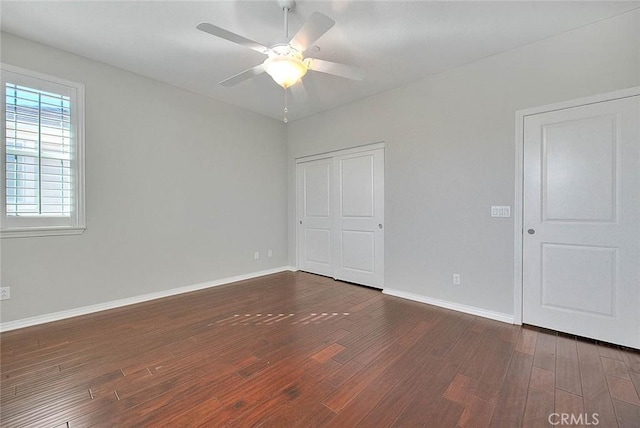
[263,54,308,88]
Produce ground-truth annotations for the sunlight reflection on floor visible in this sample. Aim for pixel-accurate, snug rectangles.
[214,312,351,326]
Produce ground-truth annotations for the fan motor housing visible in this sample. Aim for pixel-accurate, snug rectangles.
[270,43,300,56]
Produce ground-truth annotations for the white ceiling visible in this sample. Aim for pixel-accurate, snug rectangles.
[1,1,638,122]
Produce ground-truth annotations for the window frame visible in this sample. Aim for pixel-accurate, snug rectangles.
[1,63,85,238]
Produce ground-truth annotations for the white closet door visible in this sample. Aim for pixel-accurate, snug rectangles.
[333,149,384,288]
[297,146,385,288]
[297,158,333,277]
[523,95,640,348]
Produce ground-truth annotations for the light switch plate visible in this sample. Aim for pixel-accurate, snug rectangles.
[491,206,511,218]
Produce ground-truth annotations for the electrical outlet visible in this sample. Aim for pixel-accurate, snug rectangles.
[254,251,260,260]
[268,249,273,258]
[0,287,10,300]
[452,274,461,286]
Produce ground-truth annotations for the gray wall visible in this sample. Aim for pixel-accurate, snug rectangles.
[0,33,288,323]
[287,10,640,316]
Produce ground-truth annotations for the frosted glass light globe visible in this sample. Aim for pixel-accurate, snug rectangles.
[263,54,308,89]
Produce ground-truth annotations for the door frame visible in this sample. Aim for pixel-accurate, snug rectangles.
[513,86,640,325]
[294,141,385,275]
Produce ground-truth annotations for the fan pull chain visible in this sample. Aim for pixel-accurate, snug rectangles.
[283,88,288,123]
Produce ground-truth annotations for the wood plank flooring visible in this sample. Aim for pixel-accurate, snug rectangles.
[1,271,639,427]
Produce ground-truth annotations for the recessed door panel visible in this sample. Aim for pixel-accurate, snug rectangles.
[305,229,331,264]
[340,155,374,218]
[543,115,617,222]
[541,244,616,316]
[304,162,331,218]
[341,230,375,272]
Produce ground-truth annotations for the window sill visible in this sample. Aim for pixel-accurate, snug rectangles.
[1,226,86,239]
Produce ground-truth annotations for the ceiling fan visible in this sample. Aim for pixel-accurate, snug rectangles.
[196,0,365,93]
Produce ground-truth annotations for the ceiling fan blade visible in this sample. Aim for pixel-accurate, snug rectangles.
[219,64,265,87]
[307,59,365,81]
[197,22,269,54]
[289,12,335,53]
[289,80,308,103]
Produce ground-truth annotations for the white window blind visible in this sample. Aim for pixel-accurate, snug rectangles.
[1,64,85,238]
[6,83,72,216]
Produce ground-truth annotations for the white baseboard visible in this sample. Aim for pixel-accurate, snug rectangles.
[0,266,297,333]
[382,288,514,324]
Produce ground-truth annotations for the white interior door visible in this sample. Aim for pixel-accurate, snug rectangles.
[522,95,640,348]
[333,149,384,288]
[297,158,333,277]
[297,146,385,288]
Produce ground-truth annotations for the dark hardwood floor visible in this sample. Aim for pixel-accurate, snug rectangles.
[1,271,639,427]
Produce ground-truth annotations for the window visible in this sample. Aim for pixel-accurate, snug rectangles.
[1,64,85,238]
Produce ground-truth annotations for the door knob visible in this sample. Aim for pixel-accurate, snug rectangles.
[527,229,535,235]
[378,224,383,229]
